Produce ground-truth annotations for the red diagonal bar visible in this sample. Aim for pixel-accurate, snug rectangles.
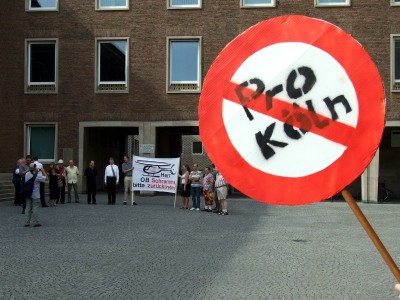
[224,81,356,146]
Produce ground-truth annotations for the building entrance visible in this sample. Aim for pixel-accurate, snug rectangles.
[156,126,212,168]
[81,126,139,190]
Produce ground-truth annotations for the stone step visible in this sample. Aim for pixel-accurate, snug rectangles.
[0,186,50,203]
[0,174,14,202]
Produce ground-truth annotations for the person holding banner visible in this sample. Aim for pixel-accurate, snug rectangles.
[104,157,119,205]
[122,155,136,205]
[179,164,191,209]
[189,164,202,211]
[202,166,214,212]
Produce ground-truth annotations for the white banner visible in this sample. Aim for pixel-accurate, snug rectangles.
[132,156,180,193]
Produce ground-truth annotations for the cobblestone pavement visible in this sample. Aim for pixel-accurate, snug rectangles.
[1,192,400,300]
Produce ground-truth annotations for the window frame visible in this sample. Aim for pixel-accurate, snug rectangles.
[25,38,58,94]
[26,0,59,11]
[192,141,203,155]
[95,37,129,93]
[314,0,351,7]
[391,0,400,6]
[167,0,202,10]
[240,0,276,8]
[96,0,129,11]
[391,34,400,92]
[25,123,58,164]
[166,36,202,93]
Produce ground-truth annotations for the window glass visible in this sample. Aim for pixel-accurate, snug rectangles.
[192,141,203,154]
[28,126,56,160]
[99,41,127,83]
[98,0,127,8]
[171,0,199,6]
[30,0,57,9]
[169,0,201,8]
[170,41,199,83]
[394,39,400,81]
[29,43,56,84]
[316,0,348,4]
[243,0,273,5]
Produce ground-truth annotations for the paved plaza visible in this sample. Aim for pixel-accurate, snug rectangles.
[1,192,400,299]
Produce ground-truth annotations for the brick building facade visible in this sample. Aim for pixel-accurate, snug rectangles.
[1,0,400,201]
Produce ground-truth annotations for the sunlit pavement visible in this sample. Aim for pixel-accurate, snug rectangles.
[1,192,399,299]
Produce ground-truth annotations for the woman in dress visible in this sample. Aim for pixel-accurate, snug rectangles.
[48,162,60,207]
[178,164,191,209]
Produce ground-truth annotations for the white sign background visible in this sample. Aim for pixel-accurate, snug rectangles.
[225,42,358,177]
[132,156,180,193]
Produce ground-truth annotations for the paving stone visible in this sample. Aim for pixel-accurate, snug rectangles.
[0,193,399,299]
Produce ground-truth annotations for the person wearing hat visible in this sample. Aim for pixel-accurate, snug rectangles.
[57,159,66,204]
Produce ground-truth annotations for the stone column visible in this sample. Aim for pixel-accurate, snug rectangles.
[361,149,379,203]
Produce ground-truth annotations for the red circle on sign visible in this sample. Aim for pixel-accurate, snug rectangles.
[199,15,385,205]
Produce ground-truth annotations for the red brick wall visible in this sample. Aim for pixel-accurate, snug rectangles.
[0,0,399,172]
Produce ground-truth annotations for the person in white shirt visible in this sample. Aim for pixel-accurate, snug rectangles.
[65,160,80,203]
[104,157,119,205]
[24,163,47,227]
[32,156,48,207]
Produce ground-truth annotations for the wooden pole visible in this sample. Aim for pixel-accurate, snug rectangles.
[341,189,400,282]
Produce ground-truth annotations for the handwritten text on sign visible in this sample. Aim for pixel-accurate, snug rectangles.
[224,42,358,177]
[199,15,385,204]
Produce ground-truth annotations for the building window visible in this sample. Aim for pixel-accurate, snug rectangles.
[25,39,58,93]
[241,0,275,8]
[96,38,129,93]
[315,0,350,6]
[96,0,129,10]
[167,37,201,93]
[168,0,201,9]
[192,141,203,154]
[391,0,400,6]
[391,35,400,91]
[27,0,58,11]
[26,124,57,163]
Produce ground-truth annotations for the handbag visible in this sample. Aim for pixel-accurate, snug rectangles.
[58,179,63,188]
[209,191,215,200]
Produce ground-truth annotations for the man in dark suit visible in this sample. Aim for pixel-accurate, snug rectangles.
[84,160,98,204]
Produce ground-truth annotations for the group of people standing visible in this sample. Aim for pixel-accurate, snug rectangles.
[12,154,137,210]
[12,154,137,227]
[179,163,229,216]
[12,155,83,226]
[103,155,136,205]
[12,156,229,227]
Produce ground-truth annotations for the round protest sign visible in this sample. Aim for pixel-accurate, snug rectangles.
[199,15,385,205]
